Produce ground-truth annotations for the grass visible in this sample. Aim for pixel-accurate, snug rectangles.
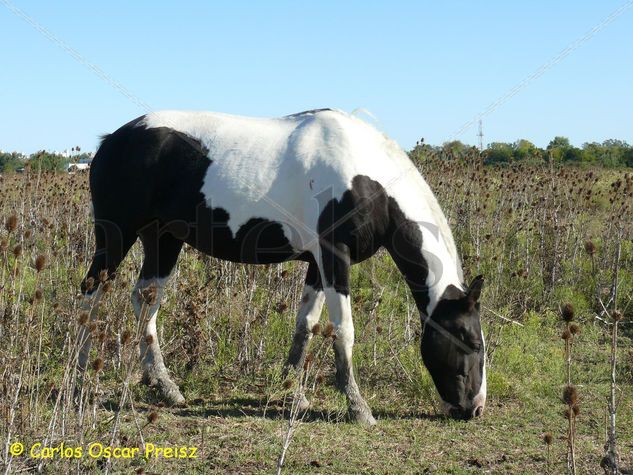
[0,159,632,474]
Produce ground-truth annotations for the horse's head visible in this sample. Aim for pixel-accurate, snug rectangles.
[421,275,486,420]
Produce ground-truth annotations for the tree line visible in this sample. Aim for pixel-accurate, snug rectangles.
[0,148,92,173]
[410,137,633,167]
[2,136,633,173]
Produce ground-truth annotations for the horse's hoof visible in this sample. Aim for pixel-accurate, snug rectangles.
[297,394,310,412]
[350,408,377,426]
[144,373,185,406]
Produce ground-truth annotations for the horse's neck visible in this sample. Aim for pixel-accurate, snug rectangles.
[386,196,463,317]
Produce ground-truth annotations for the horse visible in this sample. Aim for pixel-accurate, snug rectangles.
[77,108,486,424]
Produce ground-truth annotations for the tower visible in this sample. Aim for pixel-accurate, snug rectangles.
[477,119,484,152]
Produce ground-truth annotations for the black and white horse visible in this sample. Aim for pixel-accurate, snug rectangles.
[78,108,486,424]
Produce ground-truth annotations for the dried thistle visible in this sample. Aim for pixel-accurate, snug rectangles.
[145,334,154,345]
[34,288,43,302]
[282,379,293,390]
[78,311,89,326]
[612,310,623,322]
[303,352,314,370]
[85,277,95,293]
[561,329,571,340]
[34,254,46,272]
[543,433,553,445]
[92,357,104,372]
[121,329,132,345]
[322,322,335,339]
[147,411,159,424]
[584,240,596,256]
[311,323,321,336]
[5,214,18,233]
[99,269,109,283]
[569,323,580,336]
[563,385,578,406]
[561,303,575,322]
[12,244,22,258]
[141,286,157,306]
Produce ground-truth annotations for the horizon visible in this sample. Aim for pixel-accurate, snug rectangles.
[1,1,632,155]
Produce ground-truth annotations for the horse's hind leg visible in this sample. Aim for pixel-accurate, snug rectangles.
[285,259,325,371]
[284,259,325,409]
[132,230,184,405]
[78,220,136,377]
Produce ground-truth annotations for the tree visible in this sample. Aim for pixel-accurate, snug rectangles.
[28,151,68,172]
[547,136,571,162]
[485,142,513,164]
[0,151,25,172]
[441,140,468,160]
[513,139,542,162]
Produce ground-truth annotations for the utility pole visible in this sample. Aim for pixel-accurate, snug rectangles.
[477,119,484,152]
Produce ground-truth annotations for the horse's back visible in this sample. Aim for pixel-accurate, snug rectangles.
[90,109,412,261]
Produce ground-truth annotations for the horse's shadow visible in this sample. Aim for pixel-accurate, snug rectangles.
[168,396,444,423]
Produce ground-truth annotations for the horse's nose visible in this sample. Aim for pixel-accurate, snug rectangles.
[473,405,484,418]
[449,407,474,421]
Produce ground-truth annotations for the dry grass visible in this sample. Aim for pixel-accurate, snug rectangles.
[0,158,632,474]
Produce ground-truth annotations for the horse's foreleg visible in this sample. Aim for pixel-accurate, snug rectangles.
[319,244,376,425]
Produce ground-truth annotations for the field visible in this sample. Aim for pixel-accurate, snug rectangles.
[0,159,632,474]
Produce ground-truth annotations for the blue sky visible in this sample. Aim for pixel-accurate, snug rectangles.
[1,1,632,154]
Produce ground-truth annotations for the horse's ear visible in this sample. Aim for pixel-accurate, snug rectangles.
[466,275,484,304]
[441,284,466,301]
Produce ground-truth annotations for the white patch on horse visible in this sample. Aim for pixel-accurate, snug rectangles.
[473,330,487,414]
[141,109,463,311]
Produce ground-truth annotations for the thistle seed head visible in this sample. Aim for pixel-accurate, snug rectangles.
[584,240,596,256]
[12,244,22,258]
[121,329,132,345]
[311,323,321,336]
[322,322,335,339]
[34,254,46,272]
[147,411,159,424]
[78,311,89,326]
[141,286,157,306]
[569,323,580,336]
[561,303,575,322]
[303,352,314,370]
[563,385,578,405]
[92,357,104,372]
[5,214,18,233]
[543,433,553,445]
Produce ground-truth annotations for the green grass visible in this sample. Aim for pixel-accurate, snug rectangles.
[1,163,632,474]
